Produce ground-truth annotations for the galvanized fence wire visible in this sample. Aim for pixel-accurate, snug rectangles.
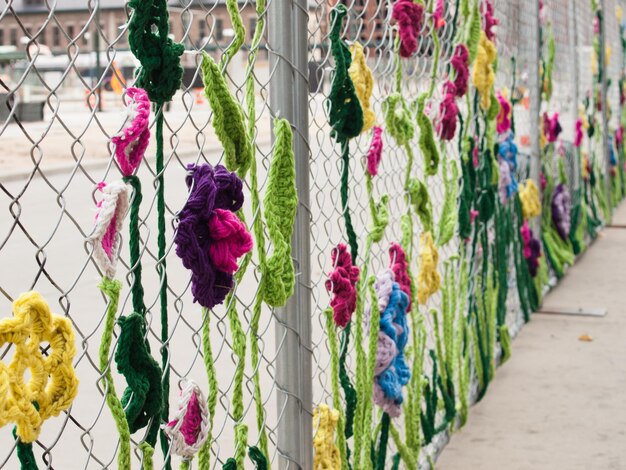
[1,0,626,469]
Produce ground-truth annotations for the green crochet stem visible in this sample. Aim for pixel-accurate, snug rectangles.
[338,320,357,441]
[340,139,359,262]
[198,308,219,469]
[98,278,131,469]
[13,403,39,470]
[416,94,440,177]
[155,107,171,470]
[375,413,391,470]
[117,175,163,460]
[324,308,349,470]
[388,424,417,470]
[437,158,459,246]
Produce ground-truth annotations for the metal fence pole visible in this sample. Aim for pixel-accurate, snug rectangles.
[599,0,613,217]
[570,0,581,190]
[268,0,312,466]
[291,0,313,467]
[530,0,543,234]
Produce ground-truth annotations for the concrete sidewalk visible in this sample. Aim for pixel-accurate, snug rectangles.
[437,203,626,470]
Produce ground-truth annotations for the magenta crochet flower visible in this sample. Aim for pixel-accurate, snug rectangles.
[483,0,499,41]
[208,209,253,273]
[392,0,424,58]
[451,44,469,98]
[543,112,562,143]
[389,242,412,310]
[111,87,151,176]
[574,118,584,147]
[433,0,446,29]
[521,221,541,277]
[325,243,360,328]
[496,92,512,134]
[367,126,384,177]
[437,81,459,141]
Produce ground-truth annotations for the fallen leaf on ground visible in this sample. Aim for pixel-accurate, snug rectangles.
[578,334,593,342]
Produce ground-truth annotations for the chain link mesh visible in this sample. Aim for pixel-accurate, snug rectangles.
[1,0,626,469]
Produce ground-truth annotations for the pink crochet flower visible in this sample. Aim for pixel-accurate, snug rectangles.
[208,208,253,273]
[543,112,562,143]
[437,81,459,141]
[483,0,499,41]
[451,44,469,98]
[389,242,412,310]
[367,126,384,177]
[112,87,151,176]
[574,118,584,147]
[433,0,446,29]
[392,0,424,58]
[325,243,360,328]
[496,92,512,134]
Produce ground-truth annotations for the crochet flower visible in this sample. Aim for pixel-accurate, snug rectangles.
[551,183,572,240]
[174,163,250,309]
[389,242,412,309]
[498,132,519,202]
[325,243,360,328]
[521,221,542,277]
[482,0,499,41]
[574,118,584,147]
[392,0,424,58]
[164,379,209,460]
[87,181,130,279]
[0,292,79,443]
[313,405,341,469]
[373,283,410,418]
[349,42,375,133]
[417,232,441,305]
[433,0,446,29]
[472,32,497,111]
[543,112,562,143]
[437,81,459,141]
[208,209,253,273]
[496,91,512,134]
[451,44,470,98]
[519,180,542,220]
[366,126,384,176]
[111,87,150,176]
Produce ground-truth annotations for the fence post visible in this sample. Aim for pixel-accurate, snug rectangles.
[570,0,581,189]
[268,0,312,467]
[291,0,314,467]
[599,0,613,217]
[530,0,543,233]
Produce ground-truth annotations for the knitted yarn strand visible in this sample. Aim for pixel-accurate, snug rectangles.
[197,309,219,469]
[98,278,131,469]
[154,107,172,469]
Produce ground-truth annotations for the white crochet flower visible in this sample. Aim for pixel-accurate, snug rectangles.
[86,181,129,279]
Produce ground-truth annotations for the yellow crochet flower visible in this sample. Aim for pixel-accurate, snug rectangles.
[417,231,441,305]
[0,291,79,443]
[472,32,497,111]
[313,404,341,470]
[582,152,590,180]
[519,180,542,220]
[349,42,375,133]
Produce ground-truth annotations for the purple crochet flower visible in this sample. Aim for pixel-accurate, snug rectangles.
[551,183,571,240]
[174,163,246,309]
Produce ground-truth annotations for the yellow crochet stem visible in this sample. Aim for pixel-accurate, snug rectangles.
[519,180,542,220]
[0,291,79,443]
[349,42,375,133]
[417,232,441,305]
[313,404,342,470]
[472,32,497,111]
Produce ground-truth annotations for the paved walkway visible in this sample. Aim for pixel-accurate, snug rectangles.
[437,203,626,470]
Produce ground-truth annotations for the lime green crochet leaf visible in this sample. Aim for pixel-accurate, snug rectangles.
[465,0,481,65]
[437,160,459,247]
[408,178,433,232]
[263,118,298,307]
[201,52,253,177]
[383,93,415,146]
[416,94,440,177]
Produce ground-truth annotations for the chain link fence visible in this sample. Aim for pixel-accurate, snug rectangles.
[1,0,625,469]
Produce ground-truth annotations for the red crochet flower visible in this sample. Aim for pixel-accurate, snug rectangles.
[325,243,360,328]
[392,0,424,58]
[208,208,253,273]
